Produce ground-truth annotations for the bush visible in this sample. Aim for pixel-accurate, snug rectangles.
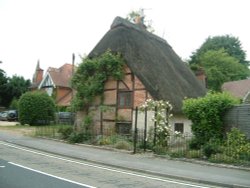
[169,150,186,158]
[203,142,221,158]
[96,135,113,145]
[209,153,236,164]
[58,126,73,139]
[183,92,239,145]
[19,91,55,125]
[114,140,132,150]
[153,145,168,155]
[186,150,202,158]
[224,128,250,160]
[189,138,202,150]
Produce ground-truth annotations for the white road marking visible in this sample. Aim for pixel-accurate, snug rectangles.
[8,162,96,188]
[0,141,210,188]
[0,166,5,168]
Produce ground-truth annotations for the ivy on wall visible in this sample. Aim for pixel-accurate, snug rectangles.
[71,50,125,110]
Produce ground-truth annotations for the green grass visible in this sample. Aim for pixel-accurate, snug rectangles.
[34,124,72,139]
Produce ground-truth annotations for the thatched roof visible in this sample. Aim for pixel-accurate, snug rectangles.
[89,17,206,113]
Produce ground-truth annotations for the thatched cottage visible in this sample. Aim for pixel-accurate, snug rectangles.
[77,17,206,134]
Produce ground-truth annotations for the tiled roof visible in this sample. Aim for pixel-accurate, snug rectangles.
[48,64,74,87]
[222,79,250,99]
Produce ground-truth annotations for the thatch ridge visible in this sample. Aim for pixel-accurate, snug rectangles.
[89,16,206,113]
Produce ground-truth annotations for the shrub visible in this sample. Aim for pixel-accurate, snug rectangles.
[58,126,73,139]
[183,92,239,145]
[114,140,132,150]
[189,138,202,150]
[68,132,83,143]
[224,128,250,160]
[96,135,112,145]
[209,153,236,164]
[203,142,221,158]
[169,150,186,158]
[153,145,168,155]
[186,150,202,158]
[19,91,55,125]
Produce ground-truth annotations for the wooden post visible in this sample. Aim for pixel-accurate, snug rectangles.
[100,110,103,135]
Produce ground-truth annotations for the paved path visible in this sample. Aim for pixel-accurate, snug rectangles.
[0,130,250,188]
[0,120,19,126]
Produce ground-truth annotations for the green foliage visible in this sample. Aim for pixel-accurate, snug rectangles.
[199,49,249,91]
[1,75,31,107]
[68,132,90,143]
[0,69,8,106]
[18,91,55,125]
[189,35,249,91]
[9,98,19,110]
[224,128,250,160]
[189,35,249,66]
[183,92,239,145]
[203,141,222,158]
[185,150,202,159]
[208,153,236,164]
[72,50,125,110]
[189,138,203,150]
[114,140,132,150]
[126,9,155,33]
[58,126,74,139]
[154,145,168,155]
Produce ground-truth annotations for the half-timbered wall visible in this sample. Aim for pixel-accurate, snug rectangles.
[88,64,152,133]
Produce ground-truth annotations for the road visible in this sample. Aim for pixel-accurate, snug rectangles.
[0,159,92,188]
[0,141,216,188]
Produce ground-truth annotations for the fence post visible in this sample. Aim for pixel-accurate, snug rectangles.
[100,111,103,135]
[133,107,138,154]
[153,106,157,146]
[144,107,147,152]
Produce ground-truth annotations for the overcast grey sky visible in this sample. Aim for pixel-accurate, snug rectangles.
[0,0,249,80]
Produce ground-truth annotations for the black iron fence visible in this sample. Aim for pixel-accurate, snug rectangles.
[35,124,250,166]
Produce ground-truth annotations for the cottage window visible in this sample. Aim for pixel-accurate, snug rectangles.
[174,123,184,133]
[118,91,132,108]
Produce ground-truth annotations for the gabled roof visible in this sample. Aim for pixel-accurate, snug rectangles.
[40,63,74,88]
[88,17,206,113]
[222,79,250,101]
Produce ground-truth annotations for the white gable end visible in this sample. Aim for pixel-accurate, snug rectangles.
[38,72,55,96]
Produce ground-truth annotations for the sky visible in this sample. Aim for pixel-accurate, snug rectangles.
[0,0,250,80]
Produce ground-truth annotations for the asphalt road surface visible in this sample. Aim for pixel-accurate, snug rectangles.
[0,141,217,188]
[0,159,93,188]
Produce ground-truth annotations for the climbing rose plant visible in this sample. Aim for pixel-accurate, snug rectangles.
[139,99,175,147]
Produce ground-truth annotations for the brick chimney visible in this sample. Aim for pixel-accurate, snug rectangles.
[33,60,44,85]
[134,9,147,30]
[194,68,207,88]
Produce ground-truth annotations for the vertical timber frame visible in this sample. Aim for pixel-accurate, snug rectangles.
[100,64,152,134]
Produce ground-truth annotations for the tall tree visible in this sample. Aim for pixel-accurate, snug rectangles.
[0,61,8,106]
[189,35,249,66]
[198,49,249,91]
[0,74,31,107]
